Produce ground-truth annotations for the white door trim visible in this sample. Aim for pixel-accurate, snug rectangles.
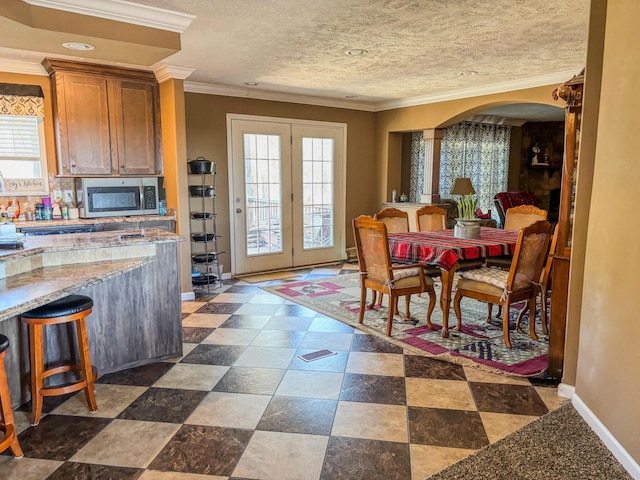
[226,113,347,276]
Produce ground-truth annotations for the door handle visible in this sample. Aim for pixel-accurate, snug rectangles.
[236,208,242,213]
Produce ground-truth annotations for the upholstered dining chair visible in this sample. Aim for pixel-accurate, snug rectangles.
[415,206,447,231]
[452,220,553,348]
[515,223,560,336]
[372,207,411,313]
[504,205,548,231]
[352,215,437,336]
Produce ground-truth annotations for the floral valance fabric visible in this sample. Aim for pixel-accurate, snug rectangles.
[0,83,44,117]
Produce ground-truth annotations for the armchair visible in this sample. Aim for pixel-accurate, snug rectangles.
[494,191,540,228]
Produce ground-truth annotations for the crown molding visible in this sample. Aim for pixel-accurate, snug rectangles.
[374,68,584,111]
[0,58,48,76]
[184,82,378,112]
[154,65,195,82]
[22,0,195,33]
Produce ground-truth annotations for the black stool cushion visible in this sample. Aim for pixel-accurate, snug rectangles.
[0,334,8,354]
[24,295,93,319]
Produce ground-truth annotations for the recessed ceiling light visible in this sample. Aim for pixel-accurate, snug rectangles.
[345,95,359,99]
[244,82,259,86]
[459,71,478,76]
[345,49,368,56]
[62,42,95,51]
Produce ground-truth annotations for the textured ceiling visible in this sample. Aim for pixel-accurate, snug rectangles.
[131,0,589,103]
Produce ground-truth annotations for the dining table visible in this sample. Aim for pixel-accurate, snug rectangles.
[387,227,519,338]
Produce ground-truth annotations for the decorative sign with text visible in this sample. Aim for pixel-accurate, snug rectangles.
[0,178,47,194]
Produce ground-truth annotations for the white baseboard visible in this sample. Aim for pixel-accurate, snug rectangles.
[572,394,640,479]
[557,382,575,399]
[181,291,195,301]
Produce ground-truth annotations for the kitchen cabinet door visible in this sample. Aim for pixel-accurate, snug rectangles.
[56,73,113,175]
[111,80,162,175]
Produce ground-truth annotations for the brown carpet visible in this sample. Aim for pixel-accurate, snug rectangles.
[427,402,633,480]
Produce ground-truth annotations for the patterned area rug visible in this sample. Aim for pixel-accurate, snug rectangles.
[262,274,548,376]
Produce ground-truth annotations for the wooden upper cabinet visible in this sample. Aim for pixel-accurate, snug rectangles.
[43,59,163,176]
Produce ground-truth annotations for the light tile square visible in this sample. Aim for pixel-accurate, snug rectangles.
[331,401,408,442]
[232,430,328,480]
[480,411,538,443]
[182,313,229,328]
[248,293,287,304]
[346,352,405,376]
[406,378,476,410]
[181,301,207,313]
[186,392,271,429]
[275,370,344,400]
[209,292,255,303]
[410,444,476,478]
[534,386,569,411]
[233,346,296,369]
[298,332,353,351]
[165,343,198,363]
[462,367,531,385]
[51,384,147,418]
[0,457,62,479]
[71,419,180,468]
[139,471,226,480]
[153,363,229,391]
[201,328,260,345]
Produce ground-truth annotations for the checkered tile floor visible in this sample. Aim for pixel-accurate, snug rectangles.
[1,264,566,479]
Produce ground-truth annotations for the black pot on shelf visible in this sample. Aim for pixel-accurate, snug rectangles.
[189,185,215,197]
[192,273,218,285]
[188,157,213,174]
[192,233,215,242]
[192,253,218,264]
[191,212,215,219]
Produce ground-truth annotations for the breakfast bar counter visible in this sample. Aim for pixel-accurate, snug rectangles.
[0,229,185,407]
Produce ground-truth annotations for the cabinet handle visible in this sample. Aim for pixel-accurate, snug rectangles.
[120,164,125,169]
[71,163,76,168]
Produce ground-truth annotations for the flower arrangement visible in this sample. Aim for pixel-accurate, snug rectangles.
[456,194,478,220]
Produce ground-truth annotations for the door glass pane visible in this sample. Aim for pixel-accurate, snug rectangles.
[302,136,334,249]
[244,133,282,255]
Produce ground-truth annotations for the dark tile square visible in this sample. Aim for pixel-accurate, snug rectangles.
[196,302,242,314]
[404,355,467,380]
[308,317,355,333]
[408,406,489,449]
[17,414,110,461]
[224,285,261,293]
[289,349,349,372]
[219,315,272,329]
[469,382,549,416]
[182,327,215,343]
[181,344,247,366]
[257,397,337,435]
[47,462,142,480]
[213,366,286,395]
[321,436,411,480]
[117,387,207,423]
[194,293,218,301]
[274,303,318,317]
[339,373,406,405]
[350,334,403,354]
[96,362,174,386]
[148,424,253,476]
[181,313,191,320]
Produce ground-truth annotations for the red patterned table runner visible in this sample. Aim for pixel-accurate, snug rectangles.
[388,228,519,270]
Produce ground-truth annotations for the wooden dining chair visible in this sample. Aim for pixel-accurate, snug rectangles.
[352,215,437,336]
[372,207,411,313]
[515,223,560,336]
[504,205,548,231]
[416,206,447,231]
[452,220,553,348]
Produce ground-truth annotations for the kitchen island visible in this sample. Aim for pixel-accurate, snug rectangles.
[0,228,184,407]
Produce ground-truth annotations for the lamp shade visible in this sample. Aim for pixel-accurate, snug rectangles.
[451,177,476,195]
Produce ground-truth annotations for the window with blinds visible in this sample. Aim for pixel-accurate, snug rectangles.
[0,114,48,194]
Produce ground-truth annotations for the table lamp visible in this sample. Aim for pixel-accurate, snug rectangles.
[451,177,480,239]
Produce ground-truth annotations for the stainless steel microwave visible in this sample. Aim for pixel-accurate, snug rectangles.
[76,177,159,218]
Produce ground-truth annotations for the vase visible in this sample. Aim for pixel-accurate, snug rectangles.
[454,218,481,239]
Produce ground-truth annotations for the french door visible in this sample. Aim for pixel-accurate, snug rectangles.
[228,115,346,275]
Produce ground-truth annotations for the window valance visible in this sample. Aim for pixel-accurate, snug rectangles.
[0,83,45,117]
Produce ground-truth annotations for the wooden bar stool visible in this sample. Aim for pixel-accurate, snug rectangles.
[0,334,23,458]
[22,295,98,426]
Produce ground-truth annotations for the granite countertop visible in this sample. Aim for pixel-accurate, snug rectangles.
[0,228,184,261]
[14,213,176,230]
[0,258,152,322]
